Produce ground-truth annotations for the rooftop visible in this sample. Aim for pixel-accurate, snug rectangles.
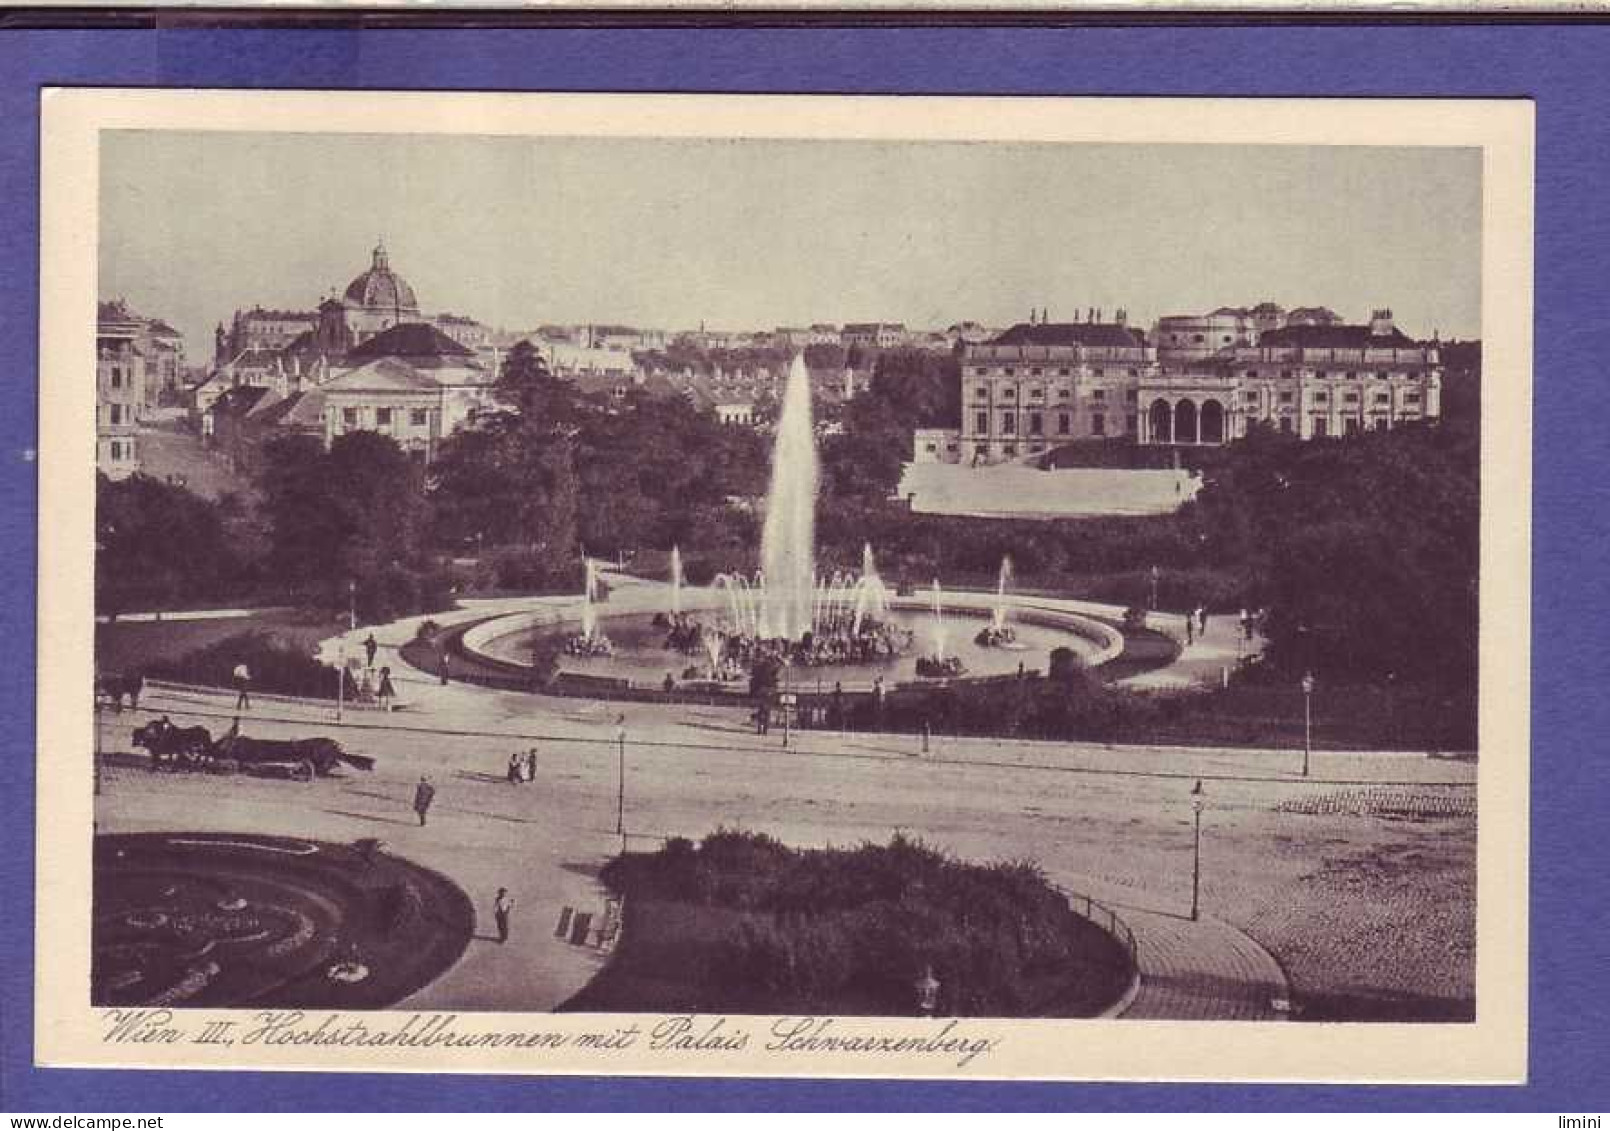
[990,322,1146,349]
[1256,324,1417,350]
[347,322,476,364]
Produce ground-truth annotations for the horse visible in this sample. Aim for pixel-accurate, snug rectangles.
[97,673,144,713]
[131,716,212,769]
[210,721,375,780]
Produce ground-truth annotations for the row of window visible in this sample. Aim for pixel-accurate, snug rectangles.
[104,439,134,462]
[972,386,1136,403]
[1249,389,1420,406]
[972,366,1143,379]
[340,406,432,428]
[1294,417,1397,437]
[1248,369,1424,381]
[973,411,1136,437]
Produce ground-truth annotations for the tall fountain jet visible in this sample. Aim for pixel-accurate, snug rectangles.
[670,545,684,615]
[580,556,599,642]
[760,353,819,640]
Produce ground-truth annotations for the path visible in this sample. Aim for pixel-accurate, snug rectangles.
[1055,874,1288,1020]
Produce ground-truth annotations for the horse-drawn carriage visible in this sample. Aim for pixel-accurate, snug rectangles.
[132,718,374,781]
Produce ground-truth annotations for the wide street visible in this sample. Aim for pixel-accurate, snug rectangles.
[94,582,1477,1021]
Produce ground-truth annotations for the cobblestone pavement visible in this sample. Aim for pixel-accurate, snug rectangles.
[1051,875,1288,1021]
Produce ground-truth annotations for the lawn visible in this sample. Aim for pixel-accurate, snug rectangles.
[96,607,343,677]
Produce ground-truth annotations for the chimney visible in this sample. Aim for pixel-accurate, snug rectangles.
[1369,308,1396,337]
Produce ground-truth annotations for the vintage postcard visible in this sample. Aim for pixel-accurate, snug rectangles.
[37,89,1531,1082]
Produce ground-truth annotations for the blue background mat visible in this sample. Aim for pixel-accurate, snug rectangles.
[1,22,1604,1112]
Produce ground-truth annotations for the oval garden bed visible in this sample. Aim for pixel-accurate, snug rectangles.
[93,832,473,1009]
[562,830,1134,1018]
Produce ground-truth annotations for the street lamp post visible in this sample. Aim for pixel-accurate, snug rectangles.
[781,659,794,749]
[1190,779,1205,922]
[336,644,347,723]
[1301,672,1315,778]
[615,714,627,836]
[348,580,357,633]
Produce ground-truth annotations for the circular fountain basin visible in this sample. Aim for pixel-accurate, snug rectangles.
[465,600,1121,691]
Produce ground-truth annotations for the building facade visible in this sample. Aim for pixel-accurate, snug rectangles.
[96,299,189,478]
[96,315,145,479]
[841,322,909,350]
[948,318,1158,464]
[216,307,318,363]
[922,307,1443,464]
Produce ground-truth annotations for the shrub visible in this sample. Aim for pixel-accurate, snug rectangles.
[597,831,1132,1016]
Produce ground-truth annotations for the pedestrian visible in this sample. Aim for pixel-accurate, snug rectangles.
[494,887,514,944]
[413,775,435,826]
[363,633,378,669]
[439,651,452,686]
[755,700,771,735]
[507,751,524,785]
[232,662,252,711]
[1198,607,1209,636]
[377,665,396,711]
[873,675,886,723]
[663,671,675,694]
[1185,615,1195,646]
[831,680,844,729]
[524,746,537,783]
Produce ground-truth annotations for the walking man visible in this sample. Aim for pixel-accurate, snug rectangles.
[377,665,396,712]
[232,662,252,711]
[524,746,538,783]
[494,887,514,944]
[1198,607,1209,637]
[507,751,524,785]
[1185,615,1195,646]
[439,651,452,686]
[363,633,378,669]
[413,775,436,826]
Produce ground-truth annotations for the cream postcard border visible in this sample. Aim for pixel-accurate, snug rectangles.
[36,89,1533,1083]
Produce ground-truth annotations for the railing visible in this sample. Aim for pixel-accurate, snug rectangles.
[1052,882,1141,1018]
[137,677,389,712]
[1054,883,1139,969]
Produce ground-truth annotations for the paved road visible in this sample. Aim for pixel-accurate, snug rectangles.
[96,581,1472,1019]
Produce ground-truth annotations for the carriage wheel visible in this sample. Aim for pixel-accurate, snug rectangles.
[294,759,316,783]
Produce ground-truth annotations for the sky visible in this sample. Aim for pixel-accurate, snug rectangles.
[99,130,1482,354]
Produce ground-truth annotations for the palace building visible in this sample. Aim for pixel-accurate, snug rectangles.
[914,306,1444,465]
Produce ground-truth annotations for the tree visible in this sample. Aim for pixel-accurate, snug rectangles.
[95,473,238,615]
[496,339,582,431]
[254,431,441,619]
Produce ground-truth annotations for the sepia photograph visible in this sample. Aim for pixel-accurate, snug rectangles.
[34,90,1532,1083]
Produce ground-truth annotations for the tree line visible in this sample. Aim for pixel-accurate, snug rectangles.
[97,340,1477,692]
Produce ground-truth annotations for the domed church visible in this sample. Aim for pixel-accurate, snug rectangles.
[313,240,423,353]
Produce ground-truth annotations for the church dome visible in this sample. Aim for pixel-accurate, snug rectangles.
[343,242,419,314]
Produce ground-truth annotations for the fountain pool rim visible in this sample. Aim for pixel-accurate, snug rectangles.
[455,596,1125,698]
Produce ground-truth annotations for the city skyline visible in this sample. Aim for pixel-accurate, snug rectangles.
[100,131,1483,354]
